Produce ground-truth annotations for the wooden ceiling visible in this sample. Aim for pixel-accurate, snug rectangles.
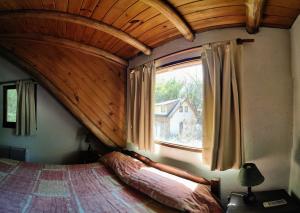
[0,0,299,62]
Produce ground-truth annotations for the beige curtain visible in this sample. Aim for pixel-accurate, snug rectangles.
[16,80,37,136]
[127,61,155,151]
[202,41,243,171]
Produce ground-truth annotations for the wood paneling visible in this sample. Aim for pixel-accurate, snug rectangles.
[0,0,299,59]
[0,41,126,147]
[0,0,299,146]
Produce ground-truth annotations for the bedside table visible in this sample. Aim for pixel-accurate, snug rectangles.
[226,189,300,213]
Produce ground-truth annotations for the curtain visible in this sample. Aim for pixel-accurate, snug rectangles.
[202,41,243,171]
[16,80,37,136]
[127,61,155,151]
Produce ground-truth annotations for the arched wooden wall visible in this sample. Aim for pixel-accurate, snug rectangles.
[0,41,126,147]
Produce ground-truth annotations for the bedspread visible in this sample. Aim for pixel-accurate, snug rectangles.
[0,158,178,213]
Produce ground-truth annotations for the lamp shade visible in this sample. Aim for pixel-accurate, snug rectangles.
[238,163,264,187]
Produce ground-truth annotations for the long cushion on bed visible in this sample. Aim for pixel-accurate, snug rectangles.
[101,151,222,213]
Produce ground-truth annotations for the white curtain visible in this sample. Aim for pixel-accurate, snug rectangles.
[127,61,155,151]
[16,80,37,136]
[202,41,243,171]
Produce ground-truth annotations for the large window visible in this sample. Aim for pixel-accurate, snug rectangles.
[154,61,203,149]
[3,85,17,128]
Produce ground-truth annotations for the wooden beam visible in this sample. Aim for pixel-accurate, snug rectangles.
[0,10,152,55]
[245,0,266,34]
[141,0,194,41]
[0,34,128,66]
[0,45,118,148]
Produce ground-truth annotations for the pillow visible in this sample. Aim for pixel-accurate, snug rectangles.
[101,151,222,213]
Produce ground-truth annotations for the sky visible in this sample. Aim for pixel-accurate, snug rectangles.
[156,63,203,84]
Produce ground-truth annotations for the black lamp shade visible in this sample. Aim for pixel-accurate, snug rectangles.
[239,163,264,187]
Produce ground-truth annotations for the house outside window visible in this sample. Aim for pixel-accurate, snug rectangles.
[154,61,203,150]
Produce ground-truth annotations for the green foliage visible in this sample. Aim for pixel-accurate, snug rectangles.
[155,78,183,103]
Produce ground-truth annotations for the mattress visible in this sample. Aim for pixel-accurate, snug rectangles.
[0,158,178,213]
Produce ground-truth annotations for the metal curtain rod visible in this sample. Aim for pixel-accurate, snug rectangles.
[0,79,37,86]
[154,38,254,62]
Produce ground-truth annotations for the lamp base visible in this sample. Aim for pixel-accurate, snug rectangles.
[243,192,257,204]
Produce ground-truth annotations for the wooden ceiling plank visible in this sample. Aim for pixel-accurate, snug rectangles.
[184,6,245,23]
[0,45,119,147]
[91,0,118,21]
[267,0,300,9]
[141,0,194,41]
[113,1,149,29]
[102,0,138,25]
[0,34,128,66]
[262,16,295,28]
[0,10,151,55]
[41,0,56,10]
[176,0,245,14]
[245,0,266,34]
[55,0,68,12]
[264,5,299,19]
[80,0,100,17]
[68,0,84,14]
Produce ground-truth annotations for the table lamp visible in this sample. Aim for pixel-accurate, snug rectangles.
[238,163,264,204]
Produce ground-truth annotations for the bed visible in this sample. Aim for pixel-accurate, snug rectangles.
[0,151,222,213]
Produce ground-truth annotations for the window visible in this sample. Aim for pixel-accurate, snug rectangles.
[3,85,17,128]
[184,106,188,112]
[154,62,203,150]
[179,106,183,112]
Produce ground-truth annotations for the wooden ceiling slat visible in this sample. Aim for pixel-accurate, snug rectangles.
[191,15,246,30]
[80,0,100,17]
[102,0,138,25]
[184,6,246,23]
[91,0,118,21]
[169,0,199,7]
[81,27,96,44]
[176,0,245,14]
[264,5,299,18]
[68,0,84,14]
[24,0,43,9]
[112,1,149,29]
[55,0,68,12]
[262,16,295,28]
[41,0,56,10]
[267,0,300,9]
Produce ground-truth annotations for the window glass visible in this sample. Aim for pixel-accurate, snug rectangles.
[154,62,203,148]
[3,85,17,128]
[6,89,17,122]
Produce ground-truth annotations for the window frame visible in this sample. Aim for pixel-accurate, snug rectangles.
[3,85,17,128]
[154,60,203,152]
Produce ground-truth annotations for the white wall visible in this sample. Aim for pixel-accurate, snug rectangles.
[290,16,300,199]
[0,56,86,164]
[129,27,293,203]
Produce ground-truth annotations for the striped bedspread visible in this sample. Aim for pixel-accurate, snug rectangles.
[0,158,177,213]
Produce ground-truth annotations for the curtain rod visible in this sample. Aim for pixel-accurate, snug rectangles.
[0,79,38,86]
[155,38,254,62]
[130,38,254,72]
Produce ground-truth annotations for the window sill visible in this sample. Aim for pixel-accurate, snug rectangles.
[154,141,203,152]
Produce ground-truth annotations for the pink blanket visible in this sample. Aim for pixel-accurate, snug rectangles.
[101,152,222,213]
[0,158,178,213]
